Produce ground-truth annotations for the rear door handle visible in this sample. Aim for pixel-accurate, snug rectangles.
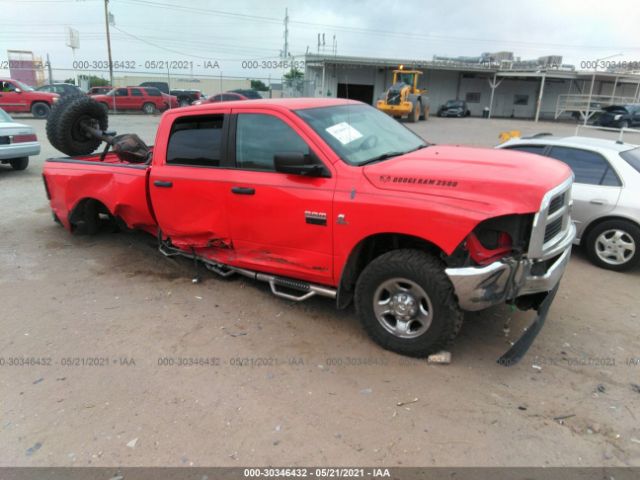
[231,186,255,195]
[154,180,173,188]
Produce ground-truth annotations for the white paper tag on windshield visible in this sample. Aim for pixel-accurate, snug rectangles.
[325,122,363,145]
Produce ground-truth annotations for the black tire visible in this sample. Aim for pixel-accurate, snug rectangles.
[584,219,640,271]
[355,249,463,357]
[142,102,156,114]
[9,157,29,170]
[46,95,108,156]
[31,102,51,119]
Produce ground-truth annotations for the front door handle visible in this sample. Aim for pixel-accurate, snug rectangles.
[154,180,173,188]
[231,186,255,195]
[589,199,606,205]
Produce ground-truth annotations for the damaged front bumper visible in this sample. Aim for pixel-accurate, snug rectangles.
[444,222,576,365]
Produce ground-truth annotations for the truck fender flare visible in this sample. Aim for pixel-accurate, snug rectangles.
[336,233,445,310]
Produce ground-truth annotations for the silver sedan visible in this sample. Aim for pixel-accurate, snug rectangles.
[0,107,40,171]
[498,135,640,271]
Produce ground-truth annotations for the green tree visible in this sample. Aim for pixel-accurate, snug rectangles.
[283,67,303,87]
[250,79,269,91]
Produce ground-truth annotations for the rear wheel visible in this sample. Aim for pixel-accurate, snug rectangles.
[585,220,639,271]
[9,157,29,170]
[31,102,51,119]
[355,249,463,357]
[142,102,156,114]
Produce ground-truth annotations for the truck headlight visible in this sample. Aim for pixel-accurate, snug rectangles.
[52,96,59,103]
[614,114,622,120]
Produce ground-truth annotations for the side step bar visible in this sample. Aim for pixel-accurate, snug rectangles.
[159,242,336,302]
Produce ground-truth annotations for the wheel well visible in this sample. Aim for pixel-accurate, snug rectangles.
[337,233,443,309]
[579,215,640,245]
[69,198,111,231]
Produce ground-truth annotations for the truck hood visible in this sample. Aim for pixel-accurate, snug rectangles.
[363,145,572,215]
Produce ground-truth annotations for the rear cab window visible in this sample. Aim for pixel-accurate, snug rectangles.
[166,114,226,167]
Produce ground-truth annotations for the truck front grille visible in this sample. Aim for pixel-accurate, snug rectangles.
[544,217,563,243]
[527,178,573,260]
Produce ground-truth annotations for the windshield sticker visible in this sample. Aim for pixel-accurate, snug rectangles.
[325,122,363,145]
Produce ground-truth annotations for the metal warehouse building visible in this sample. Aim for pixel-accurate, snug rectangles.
[303,53,640,122]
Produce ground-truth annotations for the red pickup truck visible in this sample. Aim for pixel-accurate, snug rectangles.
[42,96,575,364]
[0,78,60,118]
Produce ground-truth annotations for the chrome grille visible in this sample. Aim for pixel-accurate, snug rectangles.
[528,177,573,260]
[544,217,563,243]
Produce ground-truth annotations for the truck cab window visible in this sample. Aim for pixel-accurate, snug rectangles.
[235,113,310,172]
[167,115,225,167]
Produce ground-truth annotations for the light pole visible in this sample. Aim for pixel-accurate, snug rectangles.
[104,0,114,87]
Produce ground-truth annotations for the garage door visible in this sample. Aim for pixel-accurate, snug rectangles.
[337,83,374,105]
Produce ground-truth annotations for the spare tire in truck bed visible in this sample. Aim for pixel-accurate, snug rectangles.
[46,94,108,157]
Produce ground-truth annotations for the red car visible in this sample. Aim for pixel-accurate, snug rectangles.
[195,92,250,104]
[43,97,575,364]
[0,78,60,118]
[92,86,178,113]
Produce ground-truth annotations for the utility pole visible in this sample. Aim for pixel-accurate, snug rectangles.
[103,0,114,86]
[46,53,53,84]
[282,8,289,59]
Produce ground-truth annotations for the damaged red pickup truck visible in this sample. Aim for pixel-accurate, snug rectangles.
[42,96,575,364]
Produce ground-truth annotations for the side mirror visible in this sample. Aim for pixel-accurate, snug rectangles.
[14,88,22,93]
[274,152,329,177]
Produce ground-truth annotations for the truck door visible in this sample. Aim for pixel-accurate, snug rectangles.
[225,110,335,284]
[149,111,235,259]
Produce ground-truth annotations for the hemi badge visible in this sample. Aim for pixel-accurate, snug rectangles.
[305,210,327,226]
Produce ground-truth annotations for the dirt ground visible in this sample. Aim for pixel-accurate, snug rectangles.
[1,113,639,467]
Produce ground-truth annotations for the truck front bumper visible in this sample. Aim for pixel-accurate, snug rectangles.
[444,223,575,366]
[445,223,575,312]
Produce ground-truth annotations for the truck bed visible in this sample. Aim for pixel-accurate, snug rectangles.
[43,147,157,234]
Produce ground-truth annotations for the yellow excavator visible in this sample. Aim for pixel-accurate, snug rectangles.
[376,66,429,122]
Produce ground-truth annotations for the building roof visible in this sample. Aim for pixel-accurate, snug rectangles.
[304,54,640,83]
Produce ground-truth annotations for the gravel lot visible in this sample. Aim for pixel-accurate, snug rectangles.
[1,112,639,467]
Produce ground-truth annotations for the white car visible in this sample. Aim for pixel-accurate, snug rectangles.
[498,135,640,271]
[0,107,40,171]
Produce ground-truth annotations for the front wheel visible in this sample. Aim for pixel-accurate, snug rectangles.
[355,249,463,357]
[585,220,639,271]
[410,103,420,123]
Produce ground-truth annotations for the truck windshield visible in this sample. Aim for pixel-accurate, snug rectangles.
[296,104,427,166]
